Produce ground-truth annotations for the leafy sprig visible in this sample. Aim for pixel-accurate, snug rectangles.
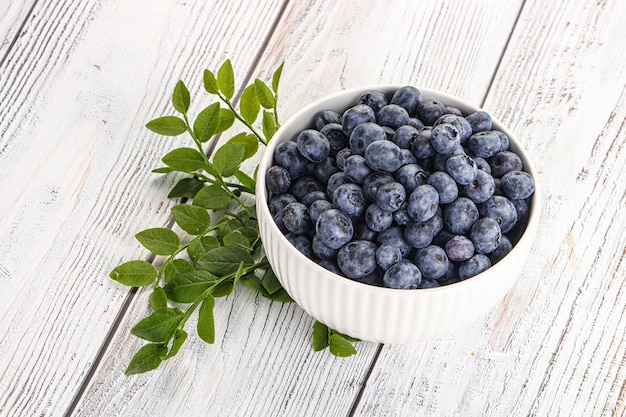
[110,60,358,375]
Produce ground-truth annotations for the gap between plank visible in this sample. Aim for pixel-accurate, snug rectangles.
[62,1,292,416]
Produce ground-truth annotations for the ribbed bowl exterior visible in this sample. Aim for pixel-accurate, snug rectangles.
[256,86,541,344]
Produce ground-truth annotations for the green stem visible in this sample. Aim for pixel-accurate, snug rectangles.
[218,92,267,146]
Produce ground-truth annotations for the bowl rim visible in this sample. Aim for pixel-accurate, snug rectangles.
[256,84,541,296]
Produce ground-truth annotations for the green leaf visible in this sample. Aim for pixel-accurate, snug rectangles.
[240,84,260,125]
[213,140,245,177]
[215,108,235,135]
[162,147,207,173]
[197,295,215,344]
[217,59,235,99]
[131,307,184,342]
[125,343,167,375]
[197,246,253,276]
[167,177,205,199]
[171,204,210,235]
[135,228,180,256]
[193,184,232,210]
[152,166,174,174]
[193,102,220,142]
[164,270,216,303]
[188,235,220,265]
[264,288,294,302]
[223,230,252,250]
[146,116,187,136]
[228,132,258,161]
[212,278,235,298]
[312,321,330,351]
[162,328,188,359]
[328,333,358,357]
[149,286,168,310]
[203,69,219,94]
[262,110,276,141]
[109,260,157,287]
[164,258,195,283]
[272,62,284,93]
[172,80,191,114]
[234,170,256,193]
[254,79,275,109]
[260,268,283,295]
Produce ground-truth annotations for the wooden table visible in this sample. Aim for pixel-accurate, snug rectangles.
[2,1,625,415]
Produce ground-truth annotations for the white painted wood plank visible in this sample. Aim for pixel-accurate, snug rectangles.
[0,0,36,58]
[0,0,288,416]
[72,1,525,416]
[353,0,626,416]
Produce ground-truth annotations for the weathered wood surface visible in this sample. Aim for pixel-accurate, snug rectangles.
[1,0,625,416]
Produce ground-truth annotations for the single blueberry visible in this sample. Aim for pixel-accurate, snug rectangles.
[458,254,491,279]
[400,149,418,166]
[309,199,333,223]
[394,163,428,193]
[480,195,518,233]
[314,110,342,131]
[492,130,510,152]
[377,104,410,129]
[489,151,523,178]
[414,245,449,280]
[407,184,439,222]
[376,244,403,270]
[359,90,388,114]
[301,190,328,207]
[375,181,407,213]
[467,131,502,158]
[349,122,387,155]
[326,172,349,201]
[392,125,421,149]
[444,105,463,116]
[312,156,339,184]
[344,154,374,184]
[342,104,376,136]
[296,129,330,163]
[445,235,475,262]
[434,114,472,143]
[465,111,492,133]
[265,165,291,195]
[428,170,458,204]
[269,193,297,218]
[431,123,461,155]
[285,233,313,258]
[501,170,535,200]
[473,156,492,174]
[404,220,436,249]
[383,260,422,289]
[319,123,348,156]
[445,153,478,185]
[418,99,446,125]
[332,183,367,219]
[337,240,378,279]
[462,169,496,204]
[312,234,339,260]
[281,202,312,235]
[391,86,422,116]
[376,226,411,257]
[365,203,394,232]
[364,140,403,172]
[443,197,479,234]
[410,126,436,159]
[274,141,308,179]
[290,175,325,201]
[335,148,352,170]
[469,217,502,254]
[489,235,513,264]
[315,208,354,249]
[362,172,395,201]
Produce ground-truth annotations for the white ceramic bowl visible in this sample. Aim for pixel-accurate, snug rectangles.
[256,85,541,344]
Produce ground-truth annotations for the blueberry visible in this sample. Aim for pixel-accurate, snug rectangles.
[290,175,325,201]
[473,156,492,174]
[445,235,475,262]
[296,129,330,163]
[489,235,513,264]
[362,172,395,201]
[419,279,441,289]
[314,110,342,131]
[315,208,354,249]
[490,151,523,177]
[392,125,420,149]
[400,148,418,165]
[410,126,436,159]
[312,234,339,259]
[377,104,410,129]
[319,123,348,156]
[349,122,387,155]
[337,240,378,279]
[434,114,472,143]
[365,203,394,232]
[467,131,502,158]
[501,170,534,200]
[431,123,461,155]
[443,197,479,234]
[353,222,378,241]
[459,254,491,279]
[318,258,342,275]
[480,195,518,233]
[312,156,339,184]
[332,183,367,219]
[469,217,502,254]
[352,268,384,287]
[463,169,496,204]
[404,219,437,249]
[407,184,440,222]
[281,202,312,234]
[269,193,297,218]
[427,171,458,204]
[364,140,403,172]
[465,111,492,133]
[382,126,395,140]
[359,90,388,114]
[407,118,425,131]
[394,163,428,193]
[376,244,402,270]
[376,226,411,257]
[445,153,478,185]
[285,233,313,258]
[392,202,411,226]
[335,148,352,170]
[274,141,308,179]
[326,172,349,200]
[444,105,463,116]
[492,130,510,152]
[414,245,449,280]
[344,154,373,184]
[301,190,328,207]
[342,104,376,136]
[266,165,291,195]
[432,228,456,247]
[418,99,446,125]
[309,199,333,223]
[390,86,422,116]
[375,181,406,212]
[383,260,422,289]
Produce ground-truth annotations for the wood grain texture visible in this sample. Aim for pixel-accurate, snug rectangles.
[0,0,37,59]
[0,0,288,416]
[352,0,626,416]
[71,1,526,416]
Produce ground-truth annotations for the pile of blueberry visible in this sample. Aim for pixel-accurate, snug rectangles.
[266,86,534,289]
